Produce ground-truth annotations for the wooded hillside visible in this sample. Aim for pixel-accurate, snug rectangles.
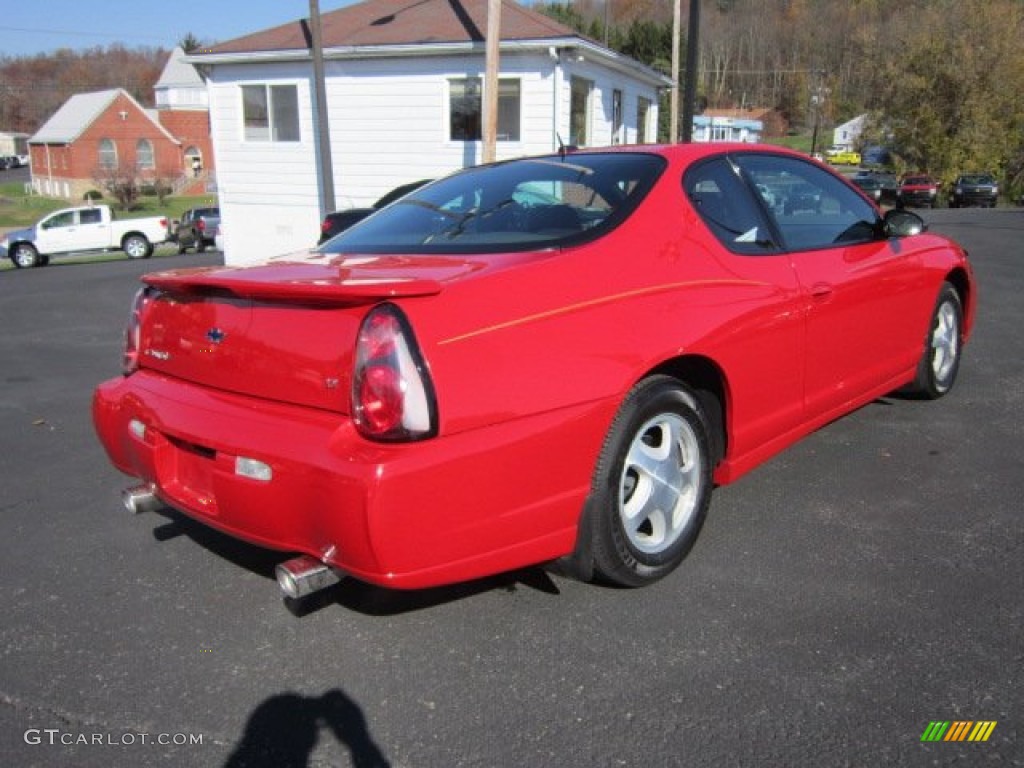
[0,46,168,134]
[542,0,1024,187]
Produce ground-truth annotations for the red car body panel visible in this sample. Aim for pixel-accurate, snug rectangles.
[92,144,975,589]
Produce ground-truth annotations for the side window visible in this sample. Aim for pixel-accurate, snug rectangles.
[80,209,103,225]
[43,211,75,229]
[734,154,879,251]
[683,157,778,255]
[242,84,300,142]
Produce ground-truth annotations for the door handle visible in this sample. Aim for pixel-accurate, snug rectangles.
[810,282,833,300]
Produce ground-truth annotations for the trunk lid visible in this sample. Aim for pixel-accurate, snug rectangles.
[136,252,468,413]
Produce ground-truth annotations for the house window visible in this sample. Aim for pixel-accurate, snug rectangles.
[98,139,117,170]
[448,78,521,142]
[569,77,593,147]
[636,97,652,144]
[242,84,300,142]
[612,89,623,144]
[136,139,155,169]
[497,80,521,141]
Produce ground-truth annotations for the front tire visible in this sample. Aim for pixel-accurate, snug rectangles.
[908,283,963,399]
[588,376,714,587]
[123,235,152,259]
[11,243,40,268]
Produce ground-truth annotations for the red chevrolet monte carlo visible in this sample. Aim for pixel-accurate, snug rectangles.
[93,144,975,598]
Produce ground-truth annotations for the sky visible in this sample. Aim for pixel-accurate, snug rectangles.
[0,0,360,58]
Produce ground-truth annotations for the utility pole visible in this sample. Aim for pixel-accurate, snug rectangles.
[309,0,336,215]
[680,0,700,143]
[809,69,827,158]
[670,0,681,143]
[482,0,501,163]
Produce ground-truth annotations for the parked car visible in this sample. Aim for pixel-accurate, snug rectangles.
[173,207,220,253]
[94,145,974,598]
[826,147,861,166]
[898,174,940,208]
[2,205,167,268]
[851,170,898,205]
[948,174,999,208]
[860,145,891,166]
[318,180,431,244]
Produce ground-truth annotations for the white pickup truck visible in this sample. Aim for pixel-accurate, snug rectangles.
[1,205,168,268]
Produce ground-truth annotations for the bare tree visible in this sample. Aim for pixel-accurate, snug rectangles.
[92,163,143,210]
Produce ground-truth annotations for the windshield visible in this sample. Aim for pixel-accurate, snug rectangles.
[321,152,666,255]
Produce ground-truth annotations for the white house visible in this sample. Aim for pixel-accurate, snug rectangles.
[833,114,867,150]
[0,131,30,158]
[692,114,763,143]
[188,0,671,264]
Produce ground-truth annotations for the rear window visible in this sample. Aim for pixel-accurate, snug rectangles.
[321,153,666,255]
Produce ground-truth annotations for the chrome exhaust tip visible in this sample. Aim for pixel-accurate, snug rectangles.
[276,555,344,599]
[122,483,162,515]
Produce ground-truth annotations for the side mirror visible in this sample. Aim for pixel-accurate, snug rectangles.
[883,208,926,237]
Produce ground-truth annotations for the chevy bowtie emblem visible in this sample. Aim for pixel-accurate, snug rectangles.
[206,327,226,344]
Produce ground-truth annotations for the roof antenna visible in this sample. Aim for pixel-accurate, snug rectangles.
[556,133,577,159]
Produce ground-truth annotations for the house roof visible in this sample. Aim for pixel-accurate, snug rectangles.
[201,0,582,54]
[155,46,205,89]
[189,0,670,87]
[30,90,121,144]
[29,88,181,146]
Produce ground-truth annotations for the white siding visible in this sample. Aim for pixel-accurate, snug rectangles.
[208,63,322,264]
[208,53,662,264]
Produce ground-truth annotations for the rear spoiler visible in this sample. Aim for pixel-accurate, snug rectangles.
[142,264,443,304]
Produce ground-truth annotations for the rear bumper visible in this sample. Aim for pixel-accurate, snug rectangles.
[898,191,937,206]
[951,192,997,206]
[93,371,606,589]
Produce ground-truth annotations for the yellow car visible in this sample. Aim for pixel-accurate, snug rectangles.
[826,148,862,166]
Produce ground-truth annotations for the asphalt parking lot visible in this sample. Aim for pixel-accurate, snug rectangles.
[1,209,1022,767]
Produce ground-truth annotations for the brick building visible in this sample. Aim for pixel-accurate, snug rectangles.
[28,48,214,201]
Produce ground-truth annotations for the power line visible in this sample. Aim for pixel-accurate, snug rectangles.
[0,25,168,44]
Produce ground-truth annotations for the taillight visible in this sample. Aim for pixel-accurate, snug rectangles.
[320,218,331,234]
[352,304,437,441]
[197,219,206,232]
[122,286,157,375]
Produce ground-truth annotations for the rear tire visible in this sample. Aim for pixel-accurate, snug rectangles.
[123,235,152,260]
[588,376,713,587]
[908,283,963,399]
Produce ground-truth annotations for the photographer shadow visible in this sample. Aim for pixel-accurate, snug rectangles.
[223,689,390,768]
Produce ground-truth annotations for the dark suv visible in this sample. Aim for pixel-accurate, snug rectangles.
[318,180,430,244]
[949,174,998,208]
[173,207,221,253]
